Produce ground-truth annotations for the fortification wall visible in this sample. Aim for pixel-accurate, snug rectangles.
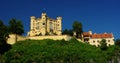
[27,35,72,41]
[7,34,72,45]
[7,34,26,45]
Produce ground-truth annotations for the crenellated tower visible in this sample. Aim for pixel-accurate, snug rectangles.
[28,12,62,36]
[30,16,36,31]
[56,17,62,35]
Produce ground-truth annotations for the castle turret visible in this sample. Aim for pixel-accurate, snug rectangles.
[41,13,47,35]
[41,13,47,19]
[30,16,36,30]
[88,30,92,35]
[57,17,62,35]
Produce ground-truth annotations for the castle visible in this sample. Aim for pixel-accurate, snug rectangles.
[27,13,62,36]
[7,12,115,46]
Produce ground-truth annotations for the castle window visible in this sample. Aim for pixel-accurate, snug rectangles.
[36,26,39,30]
[98,45,100,47]
[50,21,52,23]
[33,23,35,25]
[97,40,99,42]
[36,23,39,26]
[93,41,95,43]
[113,39,114,41]
[108,40,110,42]
[43,23,45,25]
[108,44,111,46]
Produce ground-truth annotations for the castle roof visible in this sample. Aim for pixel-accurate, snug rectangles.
[83,32,91,36]
[83,32,113,38]
[91,33,113,38]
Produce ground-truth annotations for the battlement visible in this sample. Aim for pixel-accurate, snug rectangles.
[42,13,47,16]
[30,16,36,19]
[57,17,62,20]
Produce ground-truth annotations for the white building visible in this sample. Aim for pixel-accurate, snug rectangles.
[83,31,114,46]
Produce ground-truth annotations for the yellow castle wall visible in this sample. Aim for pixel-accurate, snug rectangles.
[27,35,72,41]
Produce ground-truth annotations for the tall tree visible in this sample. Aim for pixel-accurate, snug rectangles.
[62,29,73,36]
[9,18,24,35]
[9,18,24,43]
[0,20,8,40]
[0,20,11,54]
[100,39,107,50]
[16,20,24,35]
[72,21,83,39]
[115,39,120,46]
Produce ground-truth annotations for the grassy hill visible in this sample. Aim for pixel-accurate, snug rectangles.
[0,39,119,63]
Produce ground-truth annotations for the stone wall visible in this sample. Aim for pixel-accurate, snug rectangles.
[27,35,72,41]
[7,34,72,45]
[7,34,26,45]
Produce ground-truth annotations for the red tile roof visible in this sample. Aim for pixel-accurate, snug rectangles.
[83,32,91,36]
[91,33,113,38]
[83,32,113,38]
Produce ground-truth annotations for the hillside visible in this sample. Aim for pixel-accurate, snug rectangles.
[1,39,119,63]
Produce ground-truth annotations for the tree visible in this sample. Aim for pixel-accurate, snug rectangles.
[115,39,120,46]
[9,18,24,35]
[62,29,68,35]
[0,20,11,54]
[100,39,107,50]
[0,20,8,42]
[72,21,83,39]
[62,29,73,36]
[9,18,24,42]
[16,20,24,35]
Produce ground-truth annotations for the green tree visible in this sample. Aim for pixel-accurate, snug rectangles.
[62,29,73,36]
[115,39,120,46]
[72,21,83,39]
[9,18,24,43]
[0,20,11,54]
[100,39,107,50]
[9,18,24,35]
[62,29,68,34]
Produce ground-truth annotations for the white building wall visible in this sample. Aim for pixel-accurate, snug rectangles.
[27,35,72,41]
[89,38,114,46]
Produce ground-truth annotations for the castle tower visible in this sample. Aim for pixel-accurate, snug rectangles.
[57,17,62,35]
[30,16,36,31]
[41,13,46,19]
[28,16,36,36]
[41,13,47,35]
[88,30,92,35]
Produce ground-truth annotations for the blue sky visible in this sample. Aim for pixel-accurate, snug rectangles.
[0,0,120,39]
